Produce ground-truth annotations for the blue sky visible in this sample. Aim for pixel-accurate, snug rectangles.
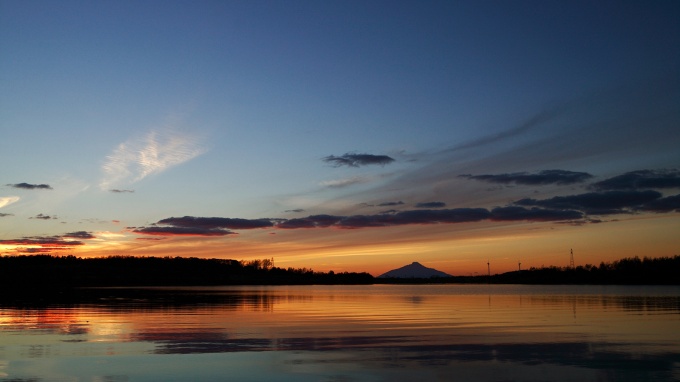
[1,0,679,274]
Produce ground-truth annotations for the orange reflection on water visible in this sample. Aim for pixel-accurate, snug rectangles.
[0,307,89,338]
[2,285,679,356]
[39,285,673,353]
[1,285,680,382]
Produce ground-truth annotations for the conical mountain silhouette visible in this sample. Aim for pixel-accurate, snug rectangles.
[378,262,452,278]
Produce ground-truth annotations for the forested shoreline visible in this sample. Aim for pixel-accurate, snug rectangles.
[1,254,678,293]
[0,255,373,288]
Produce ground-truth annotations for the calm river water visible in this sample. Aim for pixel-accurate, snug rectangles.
[1,284,679,381]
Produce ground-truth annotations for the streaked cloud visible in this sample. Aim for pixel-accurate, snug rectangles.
[372,77,679,214]
[0,196,20,209]
[63,231,97,239]
[136,206,573,233]
[7,183,53,190]
[278,206,578,228]
[131,216,275,237]
[378,201,404,207]
[637,193,680,213]
[320,176,370,188]
[0,213,13,217]
[459,170,593,186]
[415,202,446,208]
[117,168,680,242]
[359,201,405,208]
[590,169,680,191]
[157,216,275,230]
[277,214,344,229]
[95,231,127,238]
[0,235,84,253]
[490,206,583,222]
[514,190,662,215]
[100,129,206,190]
[323,153,395,167]
[557,218,605,226]
[453,109,563,152]
[110,189,135,193]
[30,213,57,220]
[335,208,492,228]
[131,226,236,237]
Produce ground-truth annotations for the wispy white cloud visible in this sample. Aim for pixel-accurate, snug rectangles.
[320,176,371,189]
[319,171,397,190]
[100,129,206,190]
[94,231,127,239]
[0,196,20,209]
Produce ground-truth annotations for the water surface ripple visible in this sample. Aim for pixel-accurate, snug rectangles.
[1,285,679,381]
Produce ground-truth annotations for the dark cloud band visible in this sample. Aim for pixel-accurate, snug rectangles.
[63,231,96,239]
[130,216,276,236]
[459,170,593,185]
[415,202,446,208]
[30,213,57,220]
[490,206,583,221]
[514,190,662,215]
[8,182,53,190]
[132,226,235,236]
[377,201,404,207]
[590,169,680,190]
[157,216,275,229]
[323,153,395,167]
[127,169,680,237]
[0,236,84,253]
[639,193,680,213]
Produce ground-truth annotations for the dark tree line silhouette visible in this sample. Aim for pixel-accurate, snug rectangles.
[492,255,680,285]
[0,255,678,294]
[376,255,680,285]
[0,255,373,289]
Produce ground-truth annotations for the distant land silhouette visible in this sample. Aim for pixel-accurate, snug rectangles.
[378,262,452,278]
[1,254,679,303]
[375,255,680,286]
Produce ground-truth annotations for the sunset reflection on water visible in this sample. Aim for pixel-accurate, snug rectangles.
[1,285,679,381]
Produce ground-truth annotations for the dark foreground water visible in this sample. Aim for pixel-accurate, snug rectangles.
[1,285,679,381]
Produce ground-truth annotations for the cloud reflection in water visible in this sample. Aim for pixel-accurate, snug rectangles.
[1,285,679,382]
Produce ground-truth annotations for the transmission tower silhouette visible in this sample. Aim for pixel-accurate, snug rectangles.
[486,260,491,284]
[570,249,574,268]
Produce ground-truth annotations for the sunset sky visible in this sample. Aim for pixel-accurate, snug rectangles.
[1,0,678,276]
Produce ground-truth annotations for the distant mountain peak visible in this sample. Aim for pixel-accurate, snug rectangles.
[378,262,451,278]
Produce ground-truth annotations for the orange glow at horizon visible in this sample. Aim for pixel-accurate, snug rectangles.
[26,213,673,277]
